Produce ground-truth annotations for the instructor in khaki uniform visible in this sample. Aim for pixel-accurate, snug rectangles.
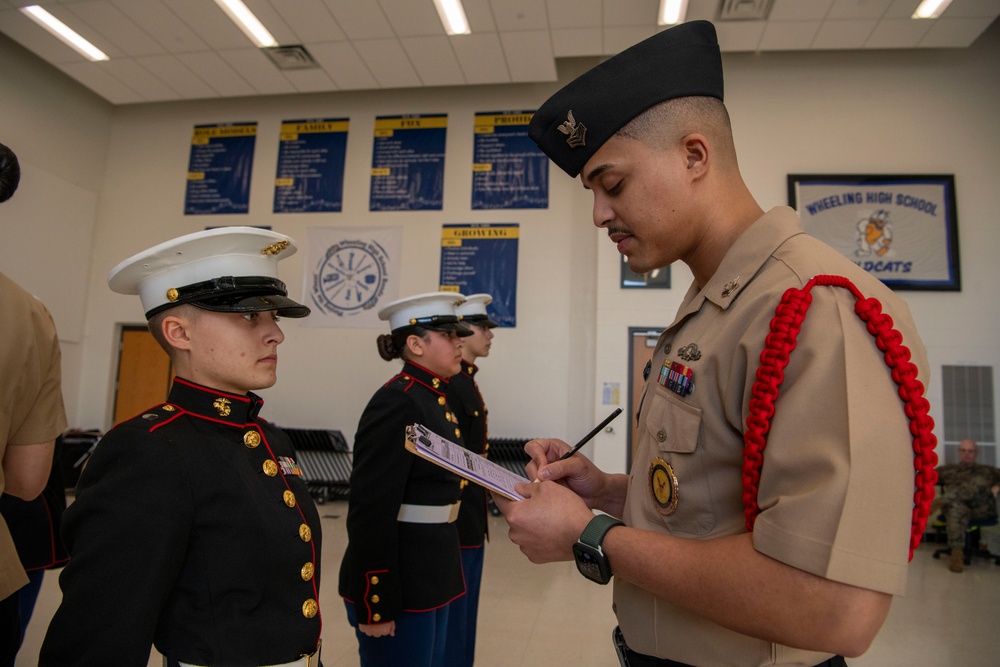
[494,21,933,667]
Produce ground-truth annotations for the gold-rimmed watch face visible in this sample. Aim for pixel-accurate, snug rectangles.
[649,457,679,515]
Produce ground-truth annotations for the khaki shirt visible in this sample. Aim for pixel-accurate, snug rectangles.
[615,208,928,666]
[1,272,67,598]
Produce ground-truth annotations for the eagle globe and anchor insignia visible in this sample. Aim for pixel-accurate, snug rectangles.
[311,239,390,317]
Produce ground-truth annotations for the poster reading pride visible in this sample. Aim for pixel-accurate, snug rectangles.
[184,122,257,215]
[472,110,548,210]
[369,114,447,211]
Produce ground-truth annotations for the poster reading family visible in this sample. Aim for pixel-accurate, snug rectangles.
[789,174,960,291]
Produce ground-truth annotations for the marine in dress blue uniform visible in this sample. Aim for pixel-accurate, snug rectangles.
[39,227,322,667]
[339,292,472,667]
[444,294,497,666]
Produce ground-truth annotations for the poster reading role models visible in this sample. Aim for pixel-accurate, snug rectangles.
[184,122,257,215]
[472,111,548,210]
[273,118,349,213]
[302,226,403,328]
[370,114,447,211]
[439,224,519,327]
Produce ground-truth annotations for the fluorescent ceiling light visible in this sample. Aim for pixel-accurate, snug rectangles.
[433,0,471,35]
[912,0,953,19]
[214,0,278,48]
[20,5,108,61]
[658,0,689,26]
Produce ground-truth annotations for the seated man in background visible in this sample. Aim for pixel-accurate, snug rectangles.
[935,439,1000,572]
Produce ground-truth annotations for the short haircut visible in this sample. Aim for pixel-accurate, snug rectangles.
[615,96,737,166]
[147,304,201,357]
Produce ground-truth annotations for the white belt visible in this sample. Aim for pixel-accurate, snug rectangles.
[397,501,461,524]
[172,646,320,667]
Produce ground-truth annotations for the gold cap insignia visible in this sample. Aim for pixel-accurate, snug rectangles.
[260,240,290,256]
[213,397,232,417]
[557,110,587,148]
[166,288,179,302]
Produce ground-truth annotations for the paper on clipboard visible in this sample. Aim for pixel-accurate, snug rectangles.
[404,424,528,501]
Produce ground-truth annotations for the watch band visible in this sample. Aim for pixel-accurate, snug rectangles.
[580,513,624,548]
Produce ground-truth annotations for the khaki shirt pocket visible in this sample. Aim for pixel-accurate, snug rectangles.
[636,386,715,535]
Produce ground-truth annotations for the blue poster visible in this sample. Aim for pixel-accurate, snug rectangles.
[370,114,447,211]
[273,118,349,213]
[184,122,256,215]
[472,111,548,210]
[439,224,519,327]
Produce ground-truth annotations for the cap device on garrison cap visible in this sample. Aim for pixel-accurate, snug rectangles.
[378,292,473,337]
[528,20,724,177]
[107,226,310,320]
[455,293,498,328]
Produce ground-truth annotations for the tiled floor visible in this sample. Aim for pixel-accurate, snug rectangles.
[16,504,1000,666]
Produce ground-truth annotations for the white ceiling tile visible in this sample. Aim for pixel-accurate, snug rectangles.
[322,0,394,40]
[462,0,497,33]
[547,0,600,29]
[0,7,84,63]
[769,0,836,21]
[498,30,556,82]
[20,2,119,57]
[602,25,655,54]
[940,0,1000,19]
[283,66,338,93]
[489,0,549,31]
[100,57,181,100]
[602,0,657,27]
[864,17,931,48]
[715,21,767,52]
[63,1,163,57]
[134,53,218,99]
[758,20,822,50]
[400,35,465,86]
[217,47,297,95]
[811,19,877,48]
[305,40,379,90]
[378,0,446,37]
[450,32,511,84]
[685,0,721,22]
[827,0,894,20]
[174,51,257,97]
[58,61,145,103]
[883,0,923,20]
[166,0,256,50]
[239,0,299,45]
[353,37,422,88]
[551,27,602,56]
[111,0,208,54]
[920,16,997,47]
[261,0,345,43]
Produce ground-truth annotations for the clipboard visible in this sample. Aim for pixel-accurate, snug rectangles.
[404,424,528,501]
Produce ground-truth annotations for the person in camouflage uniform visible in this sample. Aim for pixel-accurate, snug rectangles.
[935,439,1000,572]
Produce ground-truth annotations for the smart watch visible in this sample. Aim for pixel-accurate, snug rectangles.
[573,514,624,584]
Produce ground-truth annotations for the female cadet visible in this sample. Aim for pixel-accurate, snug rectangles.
[339,292,472,667]
[39,227,322,667]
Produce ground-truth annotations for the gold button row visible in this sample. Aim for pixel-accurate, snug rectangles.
[302,598,318,618]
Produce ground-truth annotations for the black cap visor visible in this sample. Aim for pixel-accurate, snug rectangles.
[145,276,311,319]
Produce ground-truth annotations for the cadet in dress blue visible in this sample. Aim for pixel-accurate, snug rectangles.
[339,292,472,667]
[444,293,497,667]
[39,227,322,667]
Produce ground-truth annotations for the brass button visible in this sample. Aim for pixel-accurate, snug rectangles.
[166,287,179,302]
[656,430,667,443]
[473,410,479,417]
[244,431,261,448]
[460,479,468,489]
[372,613,382,622]
[301,562,314,581]
[438,396,446,406]
[302,598,318,618]
[162,404,176,412]
[263,460,278,477]
[283,490,296,507]
[484,443,489,452]
[370,575,379,585]
[370,594,380,603]
[455,428,461,439]
[299,523,312,542]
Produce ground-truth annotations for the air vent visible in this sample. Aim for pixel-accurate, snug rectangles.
[717,0,774,21]
[263,44,319,70]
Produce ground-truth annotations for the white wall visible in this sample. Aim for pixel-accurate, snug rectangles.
[2,22,998,471]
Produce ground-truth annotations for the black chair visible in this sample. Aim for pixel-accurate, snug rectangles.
[931,513,1000,566]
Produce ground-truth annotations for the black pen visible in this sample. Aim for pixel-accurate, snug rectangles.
[559,407,623,461]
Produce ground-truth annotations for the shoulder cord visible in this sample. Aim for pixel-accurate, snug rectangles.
[742,274,938,561]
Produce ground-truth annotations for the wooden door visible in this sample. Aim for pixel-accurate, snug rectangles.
[628,328,661,470]
[113,326,173,425]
